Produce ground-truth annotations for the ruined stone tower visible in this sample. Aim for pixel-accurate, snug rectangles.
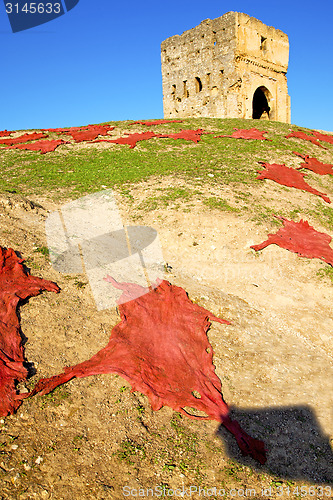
[161,12,291,122]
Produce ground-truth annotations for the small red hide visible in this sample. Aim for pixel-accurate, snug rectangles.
[293,152,333,176]
[214,128,271,141]
[0,248,59,417]
[0,130,11,137]
[256,162,331,203]
[285,130,326,148]
[131,120,183,126]
[0,133,48,146]
[5,139,67,154]
[251,217,333,266]
[158,129,206,143]
[311,131,333,145]
[28,278,266,464]
[94,131,160,148]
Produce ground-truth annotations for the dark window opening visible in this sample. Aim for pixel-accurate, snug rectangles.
[171,84,176,100]
[183,81,189,98]
[260,36,267,51]
[195,77,202,93]
[252,87,270,119]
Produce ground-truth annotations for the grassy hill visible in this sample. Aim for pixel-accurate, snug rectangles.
[1,118,332,230]
[0,118,332,498]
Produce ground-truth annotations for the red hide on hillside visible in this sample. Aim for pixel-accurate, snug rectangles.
[293,152,333,176]
[0,248,59,417]
[256,162,331,203]
[251,217,333,266]
[215,128,271,141]
[28,278,266,464]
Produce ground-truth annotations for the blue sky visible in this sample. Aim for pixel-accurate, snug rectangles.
[0,0,332,131]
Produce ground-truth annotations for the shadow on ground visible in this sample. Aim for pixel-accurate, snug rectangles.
[217,405,333,484]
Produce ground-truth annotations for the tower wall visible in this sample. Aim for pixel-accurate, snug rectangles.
[161,12,291,123]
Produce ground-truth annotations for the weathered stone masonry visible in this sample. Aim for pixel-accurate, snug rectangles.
[161,12,291,123]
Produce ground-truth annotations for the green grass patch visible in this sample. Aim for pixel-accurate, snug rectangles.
[1,118,326,200]
[203,197,240,212]
[317,265,333,282]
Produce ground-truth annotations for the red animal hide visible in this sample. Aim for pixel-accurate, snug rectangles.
[0,130,11,137]
[311,131,333,145]
[158,129,206,143]
[5,139,68,154]
[293,152,333,176]
[0,248,59,417]
[94,131,160,149]
[0,133,48,146]
[70,125,115,142]
[285,130,326,148]
[256,162,331,203]
[251,217,333,266]
[131,120,183,126]
[214,128,271,141]
[87,125,114,134]
[27,278,266,464]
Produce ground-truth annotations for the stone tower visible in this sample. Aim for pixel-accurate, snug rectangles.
[161,12,291,123]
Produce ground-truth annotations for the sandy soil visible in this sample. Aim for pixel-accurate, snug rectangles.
[0,186,332,500]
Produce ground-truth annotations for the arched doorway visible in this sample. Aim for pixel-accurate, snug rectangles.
[252,86,271,119]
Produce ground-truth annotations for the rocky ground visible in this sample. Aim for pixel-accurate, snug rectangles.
[0,182,332,499]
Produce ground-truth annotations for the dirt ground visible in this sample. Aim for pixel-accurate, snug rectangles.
[0,184,332,500]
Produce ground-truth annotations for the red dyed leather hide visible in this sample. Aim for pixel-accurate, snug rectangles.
[256,162,331,203]
[28,278,266,464]
[0,133,48,146]
[293,152,333,176]
[5,139,67,154]
[94,131,160,148]
[0,248,59,416]
[251,217,333,266]
[285,130,326,148]
[311,131,333,145]
[215,128,271,141]
[70,125,115,142]
[158,129,206,143]
[0,130,11,137]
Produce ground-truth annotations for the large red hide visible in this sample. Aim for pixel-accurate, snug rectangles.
[285,130,326,148]
[251,217,333,266]
[131,120,183,126]
[293,152,333,176]
[0,132,48,146]
[5,139,67,154]
[0,248,59,417]
[311,131,333,145]
[70,125,115,142]
[214,128,271,141]
[256,162,331,203]
[158,129,206,143]
[0,130,11,137]
[94,131,160,148]
[28,278,266,464]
